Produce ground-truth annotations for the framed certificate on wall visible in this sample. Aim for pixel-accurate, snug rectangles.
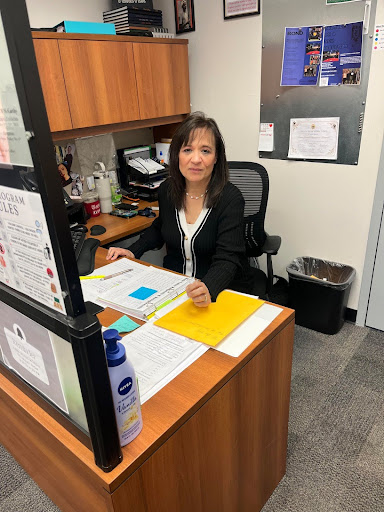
[224,0,260,20]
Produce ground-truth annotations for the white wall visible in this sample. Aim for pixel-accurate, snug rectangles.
[26,0,110,27]
[156,0,384,310]
[26,0,384,310]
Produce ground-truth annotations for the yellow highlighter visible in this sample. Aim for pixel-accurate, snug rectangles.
[80,275,105,280]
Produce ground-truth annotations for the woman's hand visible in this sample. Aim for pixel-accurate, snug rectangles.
[186,280,211,308]
[106,247,135,261]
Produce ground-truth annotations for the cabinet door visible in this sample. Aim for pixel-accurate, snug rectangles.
[33,39,73,132]
[58,40,140,129]
[133,43,190,120]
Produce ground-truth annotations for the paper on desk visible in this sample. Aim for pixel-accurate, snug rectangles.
[154,294,283,358]
[120,322,208,403]
[154,290,264,346]
[107,315,140,333]
[80,258,147,306]
[213,303,283,357]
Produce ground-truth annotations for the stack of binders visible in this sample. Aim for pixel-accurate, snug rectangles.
[103,6,165,37]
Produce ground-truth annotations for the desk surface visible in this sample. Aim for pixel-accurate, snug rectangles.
[0,248,295,512]
[86,200,158,246]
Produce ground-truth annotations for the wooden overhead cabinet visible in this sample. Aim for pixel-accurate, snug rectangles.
[58,39,140,129]
[33,39,73,132]
[32,33,191,135]
[133,42,190,119]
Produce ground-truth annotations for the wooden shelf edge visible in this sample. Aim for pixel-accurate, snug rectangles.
[51,114,189,142]
[32,31,189,45]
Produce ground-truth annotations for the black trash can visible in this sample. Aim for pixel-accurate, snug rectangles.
[286,257,356,334]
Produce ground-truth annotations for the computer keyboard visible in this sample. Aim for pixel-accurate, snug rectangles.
[71,230,86,261]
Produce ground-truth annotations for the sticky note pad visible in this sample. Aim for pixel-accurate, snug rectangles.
[154,290,264,346]
[107,315,140,333]
[129,287,157,300]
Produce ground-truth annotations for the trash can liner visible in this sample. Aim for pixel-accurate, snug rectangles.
[287,257,356,291]
[286,256,356,334]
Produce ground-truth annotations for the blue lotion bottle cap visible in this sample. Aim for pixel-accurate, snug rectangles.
[103,329,126,367]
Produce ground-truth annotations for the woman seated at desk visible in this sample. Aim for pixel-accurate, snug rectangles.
[107,112,262,307]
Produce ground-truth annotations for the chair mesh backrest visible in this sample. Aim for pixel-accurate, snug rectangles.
[228,162,269,257]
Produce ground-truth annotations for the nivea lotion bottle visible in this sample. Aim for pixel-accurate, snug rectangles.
[103,329,143,446]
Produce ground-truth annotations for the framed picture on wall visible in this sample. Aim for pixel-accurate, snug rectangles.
[223,0,260,20]
[174,0,195,34]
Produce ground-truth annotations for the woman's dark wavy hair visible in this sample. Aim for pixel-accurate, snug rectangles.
[167,112,229,210]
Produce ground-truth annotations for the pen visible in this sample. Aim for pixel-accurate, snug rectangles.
[101,269,133,281]
[80,275,105,280]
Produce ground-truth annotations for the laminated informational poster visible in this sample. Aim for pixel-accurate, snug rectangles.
[0,13,33,167]
[281,26,324,86]
[320,22,363,86]
[0,185,67,314]
[0,301,68,413]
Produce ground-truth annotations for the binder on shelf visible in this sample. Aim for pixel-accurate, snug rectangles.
[116,29,154,37]
[54,20,116,35]
[112,0,154,9]
[103,6,163,28]
[104,10,162,19]
[104,6,162,16]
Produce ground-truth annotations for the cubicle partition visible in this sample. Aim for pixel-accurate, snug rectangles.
[0,0,122,471]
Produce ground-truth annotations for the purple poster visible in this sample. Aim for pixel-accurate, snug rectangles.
[281,26,323,86]
[320,22,363,87]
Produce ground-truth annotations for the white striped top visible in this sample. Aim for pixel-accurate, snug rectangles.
[178,207,209,276]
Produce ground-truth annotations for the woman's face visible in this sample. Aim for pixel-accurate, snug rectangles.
[58,164,69,180]
[178,128,217,188]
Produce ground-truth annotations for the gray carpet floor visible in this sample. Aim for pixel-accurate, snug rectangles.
[1,322,383,511]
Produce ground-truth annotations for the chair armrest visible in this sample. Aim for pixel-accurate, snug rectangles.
[261,234,281,255]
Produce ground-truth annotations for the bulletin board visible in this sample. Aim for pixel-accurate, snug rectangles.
[259,0,377,165]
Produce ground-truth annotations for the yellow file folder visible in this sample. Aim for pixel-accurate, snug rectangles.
[154,290,264,346]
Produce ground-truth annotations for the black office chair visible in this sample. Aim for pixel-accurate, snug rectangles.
[228,161,281,296]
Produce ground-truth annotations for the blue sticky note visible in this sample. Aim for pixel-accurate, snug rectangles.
[107,315,140,333]
[129,287,157,300]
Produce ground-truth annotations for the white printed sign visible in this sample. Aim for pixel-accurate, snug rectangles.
[373,25,384,51]
[0,13,33,167]
[0,302,68,412]
[258,123,274,152]
[0,186,66,314]
[4,325,49,385]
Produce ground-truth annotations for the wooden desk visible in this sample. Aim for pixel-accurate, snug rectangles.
[86,200,158,246]
[0,248,295,512]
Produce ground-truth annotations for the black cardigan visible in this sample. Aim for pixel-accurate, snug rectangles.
[128,180,256,301]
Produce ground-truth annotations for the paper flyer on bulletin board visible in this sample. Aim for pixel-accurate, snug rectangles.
[373,24,384,51]
[281,26,324,86]
[288,117,340,160]
[319,21,363,86]
[0,186,67,314]
[0,13,33,167]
